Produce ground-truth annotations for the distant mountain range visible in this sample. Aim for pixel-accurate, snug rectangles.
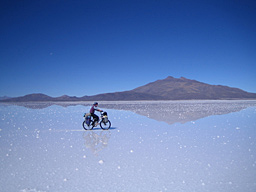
[2,76,256,102]
[0,96,11,100]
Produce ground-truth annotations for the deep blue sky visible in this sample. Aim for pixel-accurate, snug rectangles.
[1,0,256,97]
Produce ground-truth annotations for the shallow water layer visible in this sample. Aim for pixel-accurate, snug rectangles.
[0,101,256,192]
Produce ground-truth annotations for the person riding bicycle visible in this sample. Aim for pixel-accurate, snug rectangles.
[90,102,103,126]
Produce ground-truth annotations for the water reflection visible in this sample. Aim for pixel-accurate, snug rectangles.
[4,100,256,124]
[83,130,111,155]
[0,101,255,192]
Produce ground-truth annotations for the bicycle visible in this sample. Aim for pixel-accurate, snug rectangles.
[83,111,111,130]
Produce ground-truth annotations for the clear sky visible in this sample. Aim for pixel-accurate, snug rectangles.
[1,0,256,97]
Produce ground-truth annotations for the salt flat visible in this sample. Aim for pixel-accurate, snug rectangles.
[0,100,256,192]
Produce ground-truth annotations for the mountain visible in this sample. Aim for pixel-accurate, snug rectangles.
[54,95,80,101]
[3,93,54,102]
[80,91,165,101]
[2,76,256,102]
[1,94,80,102]
[131,76,256,100]
[0,96,11,100]
[82,76,256,100]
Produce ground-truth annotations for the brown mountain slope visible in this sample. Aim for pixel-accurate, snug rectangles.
[131,76,256,100]
[80,91,165,101]
[5,93,54,102]
[2,76,256,101]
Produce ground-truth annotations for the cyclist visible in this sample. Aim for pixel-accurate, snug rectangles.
[90,102,103,126]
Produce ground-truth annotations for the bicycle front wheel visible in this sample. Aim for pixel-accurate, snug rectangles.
[100,120,111,130]
[83,121,93,130]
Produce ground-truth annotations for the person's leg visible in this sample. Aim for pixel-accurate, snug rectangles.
[91,113,99,124]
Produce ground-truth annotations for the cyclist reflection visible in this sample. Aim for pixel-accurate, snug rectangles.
[83,131,111,155]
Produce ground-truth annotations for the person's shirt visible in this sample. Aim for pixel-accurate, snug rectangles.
[90,105,98,114]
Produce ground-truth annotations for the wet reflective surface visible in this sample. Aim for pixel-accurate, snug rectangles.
[0,101,256,192]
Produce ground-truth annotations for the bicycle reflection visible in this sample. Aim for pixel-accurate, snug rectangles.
[83,130,111,155]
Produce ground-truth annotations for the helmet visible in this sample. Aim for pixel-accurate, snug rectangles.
[93,102,98,105]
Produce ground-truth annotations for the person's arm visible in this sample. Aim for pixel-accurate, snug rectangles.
[94,106,103,112]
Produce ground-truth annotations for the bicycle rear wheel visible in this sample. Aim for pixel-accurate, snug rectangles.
[100,120,111,130]
[83,121,93,130]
